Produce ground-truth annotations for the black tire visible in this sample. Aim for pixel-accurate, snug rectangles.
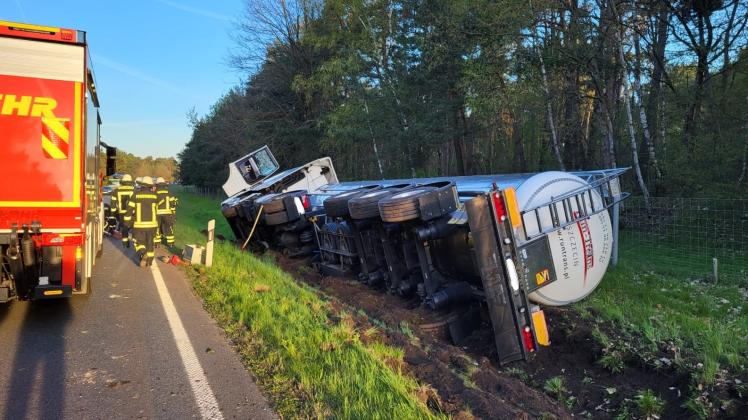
[268,190,308,214]
[379,181,457,223]
[255,193,282,211]
[323,186,380,218]
[348,184,413,220]
[262,195,287,213]
[265,210,291,226]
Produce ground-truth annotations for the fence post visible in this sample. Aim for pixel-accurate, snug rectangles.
[712,257,719,283]
[205,219,215,267]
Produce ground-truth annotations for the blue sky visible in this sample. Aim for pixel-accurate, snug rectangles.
[3,0,246,158]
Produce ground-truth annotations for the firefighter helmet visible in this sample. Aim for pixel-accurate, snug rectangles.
[156,177,166,185]
[135,176,143,184]
[141,176,154,186]
[121,174,133,182]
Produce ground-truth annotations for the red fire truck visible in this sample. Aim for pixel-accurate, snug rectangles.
[0,20,103,302]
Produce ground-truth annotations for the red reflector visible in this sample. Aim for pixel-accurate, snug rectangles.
[492,192,506,221]
[522,326,535,352]
[301,194,311,210]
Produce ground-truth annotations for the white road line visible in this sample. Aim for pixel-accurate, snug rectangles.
[150,263,224,420]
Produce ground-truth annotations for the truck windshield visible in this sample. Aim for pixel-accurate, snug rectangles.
[253,149,276,176]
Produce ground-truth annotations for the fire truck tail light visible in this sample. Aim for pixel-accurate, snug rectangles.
[522,326,536,352]
[75,246,82,260]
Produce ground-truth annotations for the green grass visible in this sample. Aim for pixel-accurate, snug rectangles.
[578,255,748,384]
[172,188,440,419]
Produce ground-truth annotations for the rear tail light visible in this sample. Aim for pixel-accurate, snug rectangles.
[301,194,311,210]
[491,192,506,221]
[522,326,536,352]
[75,246,83,260]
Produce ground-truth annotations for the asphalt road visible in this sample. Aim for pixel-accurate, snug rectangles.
[0,238,276,420]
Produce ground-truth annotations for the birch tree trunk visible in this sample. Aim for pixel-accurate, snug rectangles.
[534,23,565,170]
[633,29,662,180]
[362,97,385,179]
[611,0,650,209]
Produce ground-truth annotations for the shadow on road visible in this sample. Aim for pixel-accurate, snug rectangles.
[106,236,142,267]
[0,302,10,328]
[3,299,72,420]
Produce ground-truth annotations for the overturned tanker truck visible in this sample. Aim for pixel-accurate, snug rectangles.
[220,146,629,365]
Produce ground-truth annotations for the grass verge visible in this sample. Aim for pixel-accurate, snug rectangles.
[578,256,747,385]
[172,188,440,419]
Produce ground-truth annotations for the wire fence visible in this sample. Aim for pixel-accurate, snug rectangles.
[618,196,748,284]
[180,185,224,200]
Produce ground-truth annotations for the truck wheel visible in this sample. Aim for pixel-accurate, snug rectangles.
[348,184,413,220]
[265,210,291,226]
[256,193,284,213]
[323,185,380,218]
[265,190,307,214]
[379,181,457,223]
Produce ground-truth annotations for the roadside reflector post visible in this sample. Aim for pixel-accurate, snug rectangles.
[205,219,215,267]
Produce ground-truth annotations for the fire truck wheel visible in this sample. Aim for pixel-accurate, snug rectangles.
[348,184,413,220]
[323,186,380,218]
[379,181,456,223]
[265,210,292,226]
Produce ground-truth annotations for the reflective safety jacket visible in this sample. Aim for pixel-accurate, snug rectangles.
[125,189,158,229]
[156,186,174,215]
[111,184,135,214]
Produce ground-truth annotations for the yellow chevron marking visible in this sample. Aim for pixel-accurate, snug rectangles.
[42,134,67,159]
[42,117,70,143]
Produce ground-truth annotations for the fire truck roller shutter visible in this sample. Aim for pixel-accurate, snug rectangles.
[515,171,612,306]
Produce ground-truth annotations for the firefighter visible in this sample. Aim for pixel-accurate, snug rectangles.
[126,176,159,267]
[110,174,135,247]
[155,177,175,247]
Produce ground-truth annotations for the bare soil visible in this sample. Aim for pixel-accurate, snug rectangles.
[270,253,727,419]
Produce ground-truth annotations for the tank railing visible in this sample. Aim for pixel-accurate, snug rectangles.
[519,170,630,241]
[313,223,359,258]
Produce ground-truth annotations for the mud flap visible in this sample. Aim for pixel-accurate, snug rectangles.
[465,194,536,365]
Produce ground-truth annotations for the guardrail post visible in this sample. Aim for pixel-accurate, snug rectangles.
[205,219,215,267]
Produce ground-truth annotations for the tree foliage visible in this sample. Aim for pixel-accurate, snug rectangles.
[179,0,748,197]
[101,150,178,181]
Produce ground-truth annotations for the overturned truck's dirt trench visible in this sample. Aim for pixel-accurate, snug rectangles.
[271,253,691,419]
